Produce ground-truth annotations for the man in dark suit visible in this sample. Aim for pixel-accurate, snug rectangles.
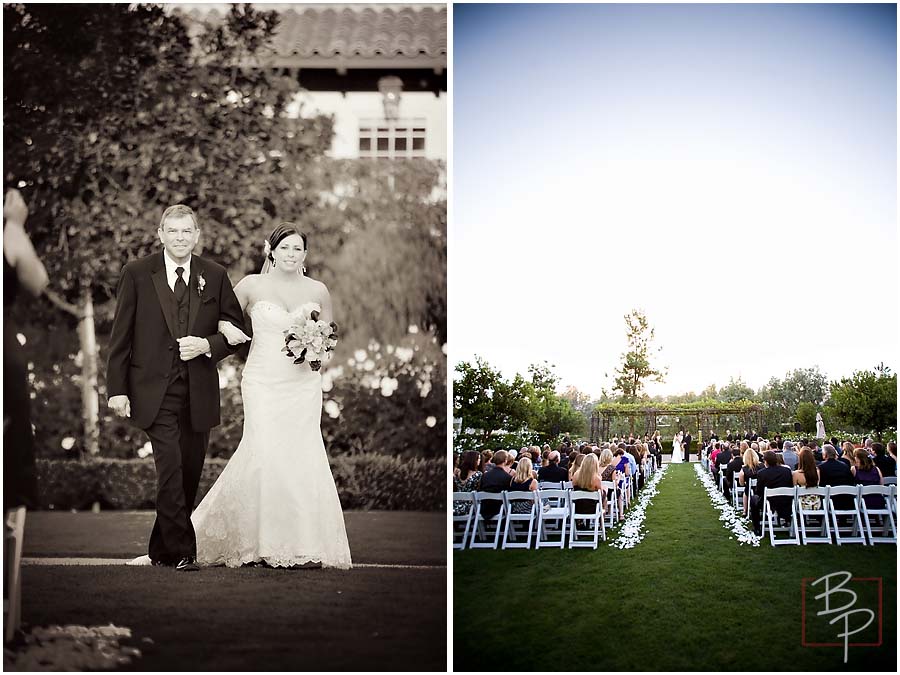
[818,444,856,510]
[750,450,794,535]
[478,449,512,520]
[538,450,569,483]
[682,431,693,462]
[724,448,743,501]
[872,443,896,478]
[107,205,246,571]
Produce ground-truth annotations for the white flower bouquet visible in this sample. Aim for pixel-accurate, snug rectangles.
[283,308,339,372]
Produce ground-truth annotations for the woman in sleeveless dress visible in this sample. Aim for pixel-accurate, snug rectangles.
[191,223,351,569]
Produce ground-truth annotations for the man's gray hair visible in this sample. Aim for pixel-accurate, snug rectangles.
[159,204,198,229]
[823,444,837,458]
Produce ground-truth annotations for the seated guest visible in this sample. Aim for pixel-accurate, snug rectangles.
[793,448,821,510]
[508,457,539,514]
[538,450,569,484]
[839,442,855,467]
[614,448,632,478]
[818,444,856,510]
[852,449,884,510]
[808,438,823,462]
[872,443,896,478]
[780,440,799,470]
[710,442,722,467]
[509,448,520,470]
[750,450,795,535]
[572,452,603,513]
[724,447,743,501]
[714,442,733,481]
[478,449,512,520]
[738,448,761,514]
[568,453,584,481]
[481,449,495,473]
[453,451,483,515]
[888,441,897,462]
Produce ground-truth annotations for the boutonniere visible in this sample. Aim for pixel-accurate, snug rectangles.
[197,272,206,296]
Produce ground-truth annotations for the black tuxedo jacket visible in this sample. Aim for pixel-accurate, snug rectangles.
[817,459,854,487]
[538,464,569,483]
[478,466,512,520]
[683,433,693,450]
[756,464,794,517]
[107,251,245,431]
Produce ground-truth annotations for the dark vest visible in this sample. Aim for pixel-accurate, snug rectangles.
[169,275,190,382]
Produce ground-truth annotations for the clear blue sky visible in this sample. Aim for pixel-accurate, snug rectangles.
[451,2,897,397]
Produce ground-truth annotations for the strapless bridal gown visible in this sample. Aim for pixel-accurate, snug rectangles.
[191,300,352,569]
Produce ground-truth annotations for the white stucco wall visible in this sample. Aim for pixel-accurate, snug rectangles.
[290,90,447,160]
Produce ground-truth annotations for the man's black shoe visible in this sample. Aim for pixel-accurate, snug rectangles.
[175,556,199,572]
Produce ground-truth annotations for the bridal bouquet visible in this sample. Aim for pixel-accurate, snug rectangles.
[282,309,339,372]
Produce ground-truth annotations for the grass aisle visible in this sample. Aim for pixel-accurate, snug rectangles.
[453,464,896,671]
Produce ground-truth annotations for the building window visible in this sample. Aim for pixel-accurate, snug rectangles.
[359,118,427,158]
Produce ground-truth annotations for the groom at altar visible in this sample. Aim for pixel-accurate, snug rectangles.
[682,431,692,462]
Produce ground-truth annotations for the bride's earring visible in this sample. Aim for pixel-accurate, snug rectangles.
[272,259,276,268]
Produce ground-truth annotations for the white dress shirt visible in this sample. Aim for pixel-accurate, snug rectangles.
[163,250,191,293]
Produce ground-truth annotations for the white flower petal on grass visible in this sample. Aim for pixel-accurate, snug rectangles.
[380,376,399,396]
[693,463,761,547]
[608,464,669,550]
[16,333,26,346]
[137,442,153,459]
[324,400,341,418]
[354,349,367,362]
[61,437,76,450]
[408,324,419,334]
[426,416,437,428]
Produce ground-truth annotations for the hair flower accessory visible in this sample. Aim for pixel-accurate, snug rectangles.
[197,271,206,296]
[263,240,271,256]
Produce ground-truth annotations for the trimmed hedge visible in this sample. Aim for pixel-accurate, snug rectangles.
[36,455,445,512]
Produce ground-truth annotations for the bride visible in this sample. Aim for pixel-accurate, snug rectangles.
[189,223,352,569]
[670,431,683,464]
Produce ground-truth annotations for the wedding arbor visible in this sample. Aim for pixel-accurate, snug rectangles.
[590,401,765,444]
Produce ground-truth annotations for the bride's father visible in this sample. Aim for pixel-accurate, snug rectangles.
[107,205,245,571]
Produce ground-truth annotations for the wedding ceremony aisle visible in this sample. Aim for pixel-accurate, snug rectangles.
[15,511,445,671]
[453,464,896,671]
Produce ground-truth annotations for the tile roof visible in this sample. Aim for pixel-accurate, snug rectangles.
[181,5,446,63]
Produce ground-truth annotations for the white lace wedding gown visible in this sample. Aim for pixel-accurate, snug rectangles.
[670,435,683,464]
[191,300,352,569]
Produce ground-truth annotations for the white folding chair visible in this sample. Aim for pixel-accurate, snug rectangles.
[762,486,800,545]
[502,491,539,549]
[795,487,831,545]
[563,481,573,490]
[568,490,605,548]
[601,480,618,528]
[5,506,26,642]
[469,492,506,549]
[732,474,745,510]
[859,485,897,545]
[453,492,475,550]
[826,485,867,545]
[746,478,758,517]
[882,477,897,486]
[536,489,570,549]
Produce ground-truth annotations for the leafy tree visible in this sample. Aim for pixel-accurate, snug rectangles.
[829,364,897,437]
[4,4,333,454]
[758,367,829,430]
[309,159,446,347]
[718,377,755,402]
[612,309,666,402]
[796,401,818,434]
[525,362,584,442]
[453,357,531,445]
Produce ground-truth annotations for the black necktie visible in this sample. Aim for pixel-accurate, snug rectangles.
[175,266,187,302]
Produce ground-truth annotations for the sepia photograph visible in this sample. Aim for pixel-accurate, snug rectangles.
[4,2,446,670]
[451,2,896,671]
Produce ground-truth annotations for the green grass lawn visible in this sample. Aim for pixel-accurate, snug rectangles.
[453,464,896,672]
[14,511,446,671]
